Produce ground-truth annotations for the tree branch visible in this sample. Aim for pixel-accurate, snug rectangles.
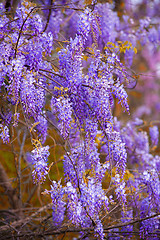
[0,162,21,212]
[0,202,53,234]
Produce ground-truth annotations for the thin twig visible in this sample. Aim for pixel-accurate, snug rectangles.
[17,130,27,205]
[39,68,65,79]
[43,0,53,32]
[0,163,21,211]
[39,72,64,87]
[0,203,53,233]
[33,82,56,96]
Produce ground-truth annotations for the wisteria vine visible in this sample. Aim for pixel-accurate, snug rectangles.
[0,0,160,239]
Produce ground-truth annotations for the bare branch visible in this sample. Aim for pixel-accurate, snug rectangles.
[0,202,53,234]
[0,162,21,212]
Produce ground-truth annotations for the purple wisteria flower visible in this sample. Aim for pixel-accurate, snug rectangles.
[0,125,10,143]
[20,72,45,118]
[8,56,25,104]
[113,173,126,204]
[51,96,72,140]
[34,113,48,144]
[31,145,50,184]
[95,3,119,44]
[149,126,159,147]
[50,180,66,227]
[94,219,104,240]
[77,8,92,41]
[65,181,83,226]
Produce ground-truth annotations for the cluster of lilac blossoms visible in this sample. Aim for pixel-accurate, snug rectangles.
[0,0,53,143]
[49,5,130,239]
[0,0,160,239]
[0,125,10,144]
[31,145,50,184]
